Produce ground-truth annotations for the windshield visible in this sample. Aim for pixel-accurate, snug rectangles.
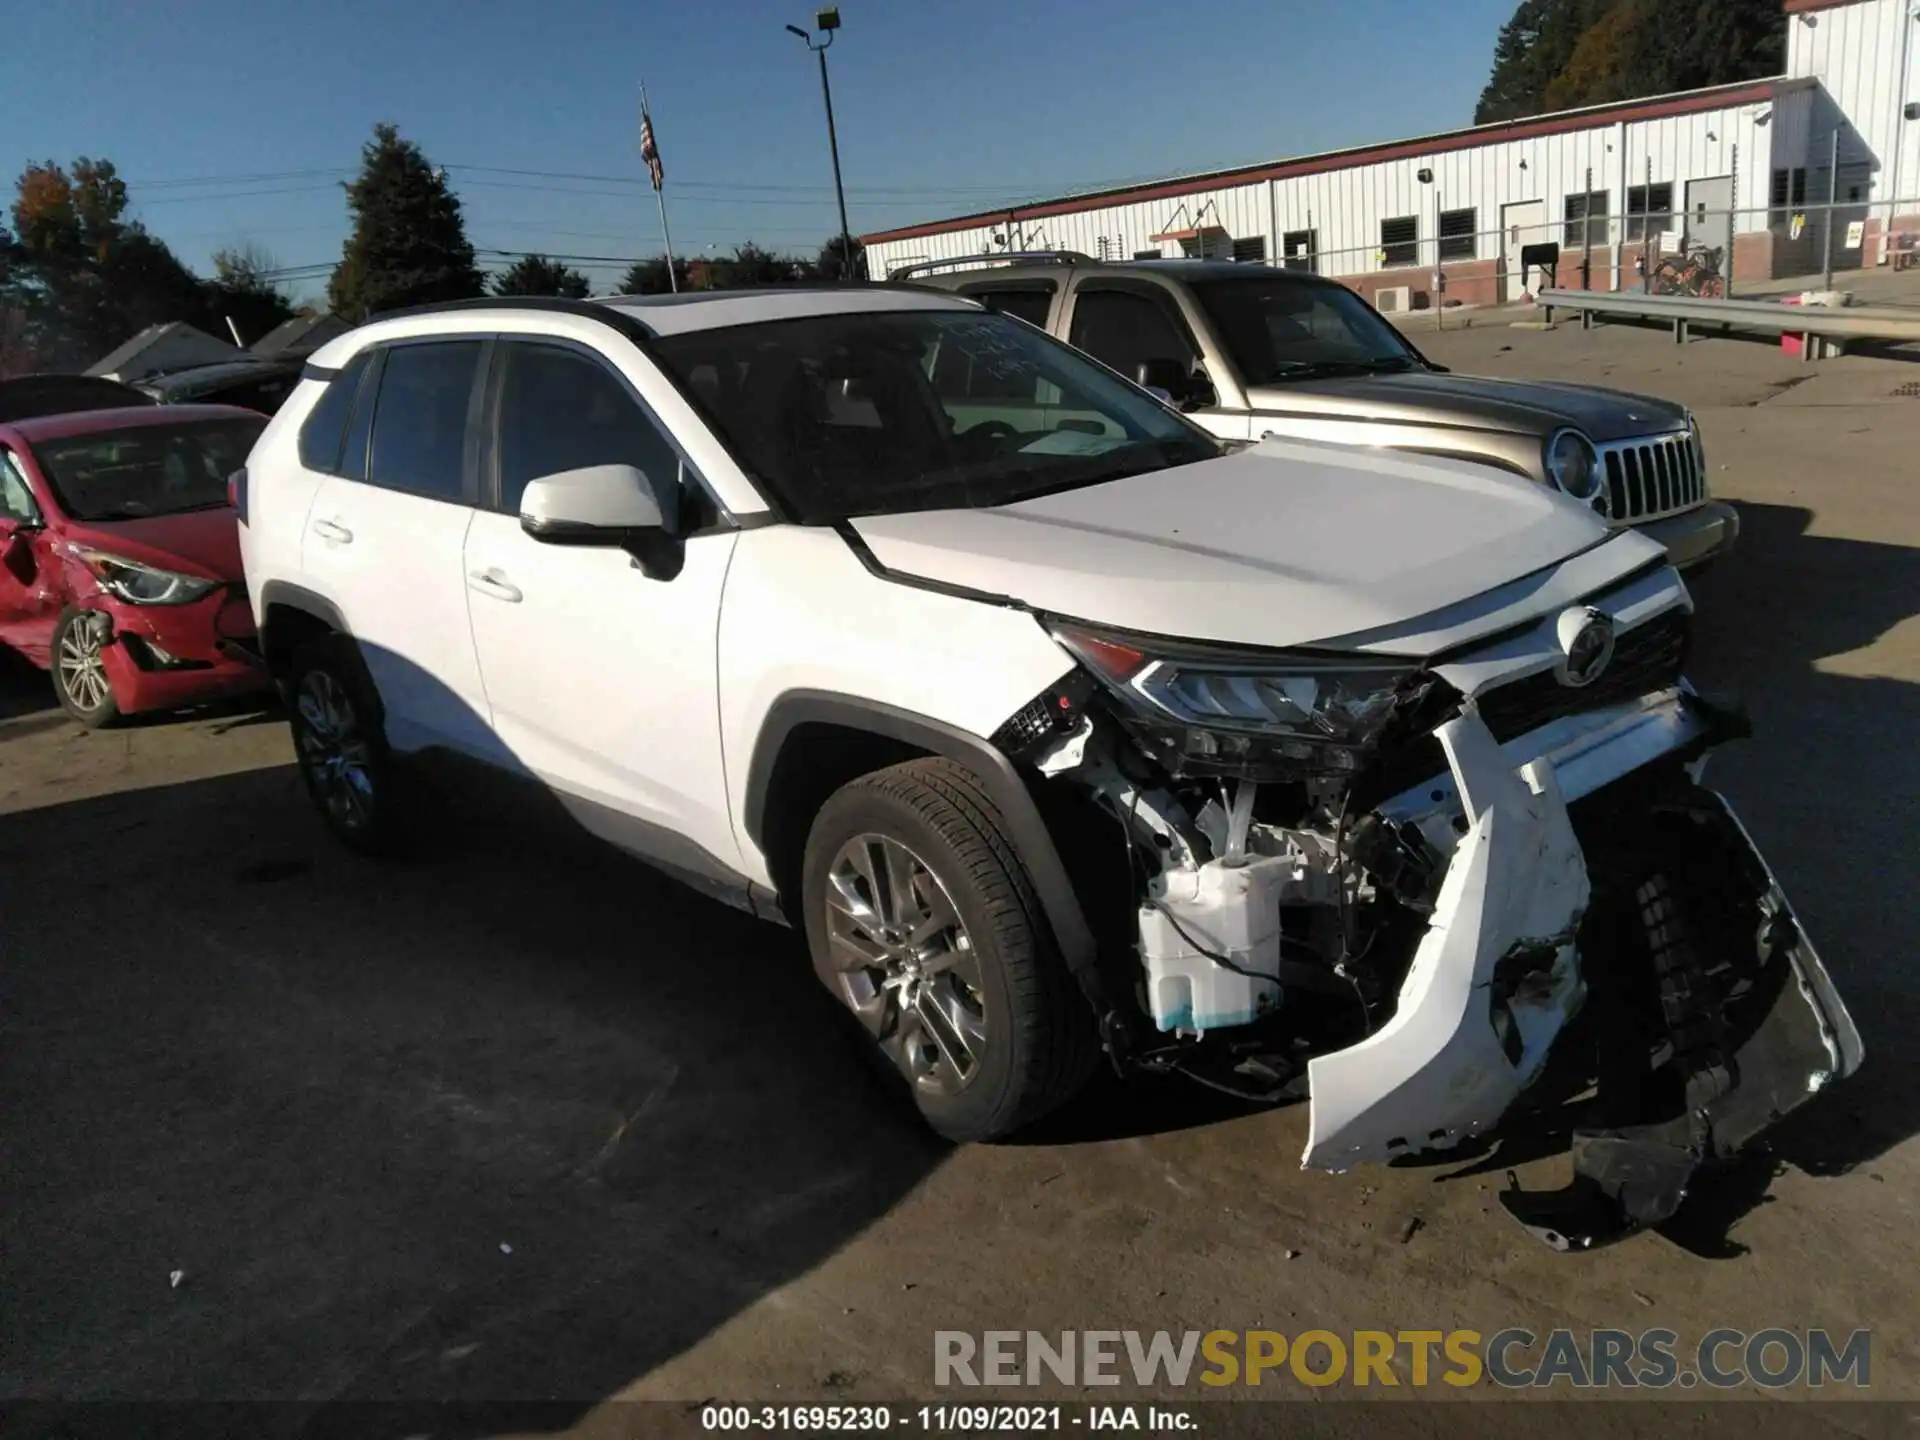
[650,308,1222,523]
[32,417,264,522]
[1188,278,1423,387]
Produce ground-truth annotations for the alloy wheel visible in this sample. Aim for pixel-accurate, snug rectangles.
[294,668,376,833]
[823,833,988,1096]
[56,620,112,714]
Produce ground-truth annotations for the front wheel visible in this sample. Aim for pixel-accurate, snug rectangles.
[52,608,122,729]
[801,758,1098,1142]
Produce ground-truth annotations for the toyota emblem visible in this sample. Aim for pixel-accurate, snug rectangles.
[1554,606,1616,688]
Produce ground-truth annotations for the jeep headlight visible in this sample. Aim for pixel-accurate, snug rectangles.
[1687,411,1708,486]
[1052,623,1431,779]
[1544,428,1603,502]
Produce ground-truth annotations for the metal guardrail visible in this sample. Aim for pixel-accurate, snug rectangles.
[1536,288,1920,359]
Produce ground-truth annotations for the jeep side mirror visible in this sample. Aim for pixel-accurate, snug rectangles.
[519,463,684,580]
[1135,357,1191,405]
[1137,358,1216,412]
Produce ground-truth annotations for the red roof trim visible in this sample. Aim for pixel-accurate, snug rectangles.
[1782,0,1857,13]
[861,79,1783,246]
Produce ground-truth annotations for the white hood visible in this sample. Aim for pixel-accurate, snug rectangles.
[849,437,1653,652]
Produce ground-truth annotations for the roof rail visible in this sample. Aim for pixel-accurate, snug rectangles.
[363,294,659,341]
[886,250,1092,281]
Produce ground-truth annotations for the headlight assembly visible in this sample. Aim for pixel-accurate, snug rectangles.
[65,545,219,606]
[1051,623,1432,780]
[1544,428,1603,502]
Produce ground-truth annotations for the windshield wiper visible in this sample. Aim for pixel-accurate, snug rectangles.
[1267,356,1419,381]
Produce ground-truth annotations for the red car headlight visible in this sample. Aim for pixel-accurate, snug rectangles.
[65,544,219,606]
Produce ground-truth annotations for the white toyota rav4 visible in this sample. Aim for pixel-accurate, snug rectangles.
[238,288,1860,1249]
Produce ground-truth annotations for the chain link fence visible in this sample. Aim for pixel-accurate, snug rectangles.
[1113,195,1920,312]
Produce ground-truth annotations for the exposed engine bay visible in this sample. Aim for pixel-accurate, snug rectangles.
[993,576,1863,1250]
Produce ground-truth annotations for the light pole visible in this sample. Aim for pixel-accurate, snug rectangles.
[787,8,854,278]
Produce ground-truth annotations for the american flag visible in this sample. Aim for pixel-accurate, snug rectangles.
[640,101,664,192]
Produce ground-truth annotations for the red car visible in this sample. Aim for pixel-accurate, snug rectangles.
[0,402,269,726]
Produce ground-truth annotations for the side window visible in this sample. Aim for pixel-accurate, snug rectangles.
[494,343,686,518]
[366,341,482,502]
[960,285,1055,330]
[338,351,381,482]
[1067,288,1198,381]
[1,450,41,523]
[296,351,371,473]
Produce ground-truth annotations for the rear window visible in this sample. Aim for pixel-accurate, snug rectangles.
[32,417,266,522]
[297,353,371,473]
[959,287,1055,329]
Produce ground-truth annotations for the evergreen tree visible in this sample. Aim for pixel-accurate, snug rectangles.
[1476,0,1786,124]
[327,124,483,322]
[815,234,866,282]
[617,255,686,295]
[492,253,591,298]
[2,156,212,370]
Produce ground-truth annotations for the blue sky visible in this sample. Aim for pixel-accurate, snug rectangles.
[4,0,1515,299]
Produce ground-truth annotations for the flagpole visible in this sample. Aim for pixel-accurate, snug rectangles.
[642,81,679,293]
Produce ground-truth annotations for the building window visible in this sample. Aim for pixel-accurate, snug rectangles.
[1281,229,1318,273]
[1625,183,1674,241]
[1379,215,1418,268]
[1231,235,1267,263]
[1771,167,1808,227]
[1564,191,1610,248]
[1438,207,1477,261]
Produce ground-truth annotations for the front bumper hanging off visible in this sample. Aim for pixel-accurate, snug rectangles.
[1301,690,1863,1249]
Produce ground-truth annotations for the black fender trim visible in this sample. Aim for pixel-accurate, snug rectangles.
[744,690,1101,1002]
[258,581,349,643]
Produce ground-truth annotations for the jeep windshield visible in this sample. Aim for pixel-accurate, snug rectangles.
[1187,277,1425,388]
[651,308,1222,523]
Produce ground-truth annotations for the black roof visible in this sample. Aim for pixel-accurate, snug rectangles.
[0,374,159,423]
[250,312,351,358]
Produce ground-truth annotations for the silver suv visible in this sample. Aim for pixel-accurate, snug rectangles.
[904,254,1737,571]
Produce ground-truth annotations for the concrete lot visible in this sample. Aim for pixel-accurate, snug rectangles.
[2,322,1917,1432]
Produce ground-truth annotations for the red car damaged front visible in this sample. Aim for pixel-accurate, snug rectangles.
[0,404,269,725]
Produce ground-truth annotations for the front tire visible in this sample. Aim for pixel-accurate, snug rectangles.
[286,635,401,853]
[52,608,122,729]
[801,758,1097,1142]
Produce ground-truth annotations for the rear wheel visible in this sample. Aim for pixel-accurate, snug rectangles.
[287,635,400,853]
[51,608,122,729]
[801,757,1097,1142]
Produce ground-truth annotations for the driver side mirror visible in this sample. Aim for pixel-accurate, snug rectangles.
[520,463,684,580]
[1135,358,1217,412]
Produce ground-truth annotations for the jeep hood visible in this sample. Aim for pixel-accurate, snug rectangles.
[848,437,1655,653]
[1246,372,1687,444]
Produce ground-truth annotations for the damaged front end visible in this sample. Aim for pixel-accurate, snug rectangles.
[1000,572,1862,1249]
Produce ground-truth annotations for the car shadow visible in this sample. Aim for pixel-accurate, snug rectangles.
[0,758,946,1435]
[0,646,55,721]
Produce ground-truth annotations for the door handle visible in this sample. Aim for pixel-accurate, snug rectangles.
[312,519,353,544]
[466,568,523,603]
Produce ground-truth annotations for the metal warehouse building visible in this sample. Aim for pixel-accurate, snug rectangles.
[862,0,1920,311]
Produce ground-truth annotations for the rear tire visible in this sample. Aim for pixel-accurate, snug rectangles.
[286,634,403,854]
[801,757,1098,1142]
[51,608,122,729]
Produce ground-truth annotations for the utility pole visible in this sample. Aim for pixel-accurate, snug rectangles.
[1582,166,1594,290]
[1822,124,1842,291]
[788,9,854,278]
